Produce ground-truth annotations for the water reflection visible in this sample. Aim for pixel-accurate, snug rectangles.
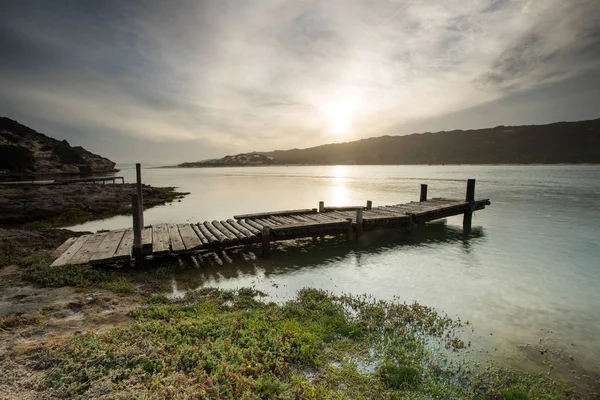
[168,221,486,292]
[330,165,349,205]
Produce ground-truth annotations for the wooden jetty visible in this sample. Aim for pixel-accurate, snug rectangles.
[51,178,490,267]
[53,176,125,185]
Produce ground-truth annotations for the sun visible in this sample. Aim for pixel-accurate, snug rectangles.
[321,99,358,135]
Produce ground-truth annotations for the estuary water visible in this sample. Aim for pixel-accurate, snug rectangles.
[70,165,600,387]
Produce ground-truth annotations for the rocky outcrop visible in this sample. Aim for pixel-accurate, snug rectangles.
[0,117,117,175]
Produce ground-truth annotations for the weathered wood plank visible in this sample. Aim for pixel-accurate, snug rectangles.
[227,219,256,238]
[213,221,239,243]
[245,219,266,232]
[152,224,170,255]
[90,230,126,263]
[114,229,134,261]
[237,219,261,235]
[52,237,77,258]
[205,221,230,244]
[271,219,349,233]
[191,223,210,245]
[51,235,92,267]
[168,223,186,253]
[221,220,247,242]
[68,232,109,265]
[141,227,153,254]
[198,223,219,244]
[254,218,275,227]
[234,209,317,220]
[323,206,364,212]
[178,223,204,250]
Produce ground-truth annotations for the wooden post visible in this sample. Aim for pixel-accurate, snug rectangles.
[356,208,363,238]
[346,218,353,243]
[366,200,372,210]
[319,201,324,212]
[463,179,475,231]
[136,163,144,227]
[132,194,143,268]
[261,226,271,257]
[420,184,428,202]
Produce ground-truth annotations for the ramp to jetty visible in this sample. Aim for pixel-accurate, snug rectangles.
[51,180,490,268]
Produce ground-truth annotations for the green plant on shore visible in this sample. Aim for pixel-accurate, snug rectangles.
[19,251,136,294]
[30,288,568,399]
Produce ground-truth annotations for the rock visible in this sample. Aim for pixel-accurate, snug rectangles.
[0,117,117,176]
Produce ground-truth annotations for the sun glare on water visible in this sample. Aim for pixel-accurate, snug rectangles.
[321,98,360,135]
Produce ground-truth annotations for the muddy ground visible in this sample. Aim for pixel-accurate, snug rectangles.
[0,264,141,400]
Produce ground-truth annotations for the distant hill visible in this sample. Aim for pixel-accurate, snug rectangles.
[177,119,600,167]
[0,117,117,176]
[178,153,275,168]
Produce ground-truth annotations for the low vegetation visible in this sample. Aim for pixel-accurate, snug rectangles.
[29,287,567,399]
[18,251,136,294]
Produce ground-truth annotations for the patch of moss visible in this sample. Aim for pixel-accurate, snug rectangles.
[19,251,136,294]
[0,313,45,331]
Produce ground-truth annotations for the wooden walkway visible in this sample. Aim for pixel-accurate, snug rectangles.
[51,197,490,267]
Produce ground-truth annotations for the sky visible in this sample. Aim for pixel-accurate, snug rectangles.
[1,0,599,164]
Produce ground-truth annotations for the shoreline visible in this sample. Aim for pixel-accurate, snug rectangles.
[0,183,188,228]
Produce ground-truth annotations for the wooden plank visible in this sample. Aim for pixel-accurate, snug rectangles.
[213,221,238,243]
[245,219,266,232]
[323,206,364,212]
[178,223,204,250]
[68,232,109,265]
[205,221,230,244]
[229,219,258,237]
[152,224,171,255]
[142,227,153,253]
[271,219,349,232]
[198,223,220,244]
[254,218,276,227]
[113,229,134,261]
[191,223,210,245]
[234,209,317,220]
[168,223,186,253]
[52,237,77,258]
[238,219,261,235]
[264,217,281,226]
[90,230,126,263]
[221,220,247,242]
[51,235,92,267]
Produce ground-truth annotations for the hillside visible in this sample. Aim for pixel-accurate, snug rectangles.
[0,117,116,176]
[179,153,275,168]
[177,119,600,167]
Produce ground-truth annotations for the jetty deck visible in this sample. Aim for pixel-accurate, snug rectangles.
[51,190,490,267]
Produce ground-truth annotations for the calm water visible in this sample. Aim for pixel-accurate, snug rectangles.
[71,165,600,386]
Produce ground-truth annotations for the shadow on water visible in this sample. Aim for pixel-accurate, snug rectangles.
[165,220,486,288]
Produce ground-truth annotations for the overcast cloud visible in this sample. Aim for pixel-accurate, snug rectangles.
[1,0,599,163]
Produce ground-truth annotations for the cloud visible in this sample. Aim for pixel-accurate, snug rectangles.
[0,0,599,162]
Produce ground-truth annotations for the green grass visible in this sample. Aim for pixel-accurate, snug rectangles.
[29,288,568,399]
[19,251,136,294]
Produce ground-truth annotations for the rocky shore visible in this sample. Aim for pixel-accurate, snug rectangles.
[0,183,187,227]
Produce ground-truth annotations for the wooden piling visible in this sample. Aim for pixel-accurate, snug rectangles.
[346,218,353,243]
[366,200,372,210]
[420,184,428,202]
[262,226,271,257]
[136,163,144,227]
[319,201,325,212]
[132,194,143,268]
[356,208,363,238]
[463,179,475,230]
